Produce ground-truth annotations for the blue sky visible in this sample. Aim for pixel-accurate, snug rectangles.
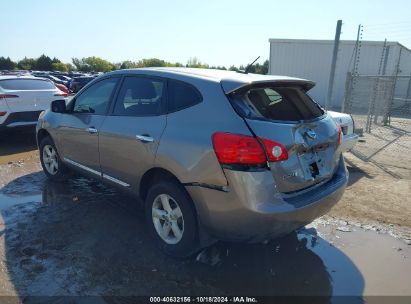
[1,0,410,67]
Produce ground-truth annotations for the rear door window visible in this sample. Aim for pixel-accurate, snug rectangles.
[112,76,165,116]
[230,86,324,121]
[0,79,55,90]
[167,80,202,113]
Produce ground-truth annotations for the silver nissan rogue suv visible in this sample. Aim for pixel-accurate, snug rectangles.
[36,68,348,257]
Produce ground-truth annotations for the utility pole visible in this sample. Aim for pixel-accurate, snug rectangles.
[326,19,342,110]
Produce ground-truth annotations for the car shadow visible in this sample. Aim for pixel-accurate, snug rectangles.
[0,128,37,157]
[345,157,373,187]
[0,173,365,300]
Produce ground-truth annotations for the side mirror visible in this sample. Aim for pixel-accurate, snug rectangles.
[51,100,67,113]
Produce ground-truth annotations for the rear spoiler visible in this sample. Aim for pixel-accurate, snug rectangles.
[222,79,316,95]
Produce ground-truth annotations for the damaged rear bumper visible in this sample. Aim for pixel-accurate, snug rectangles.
[186,156,348,242]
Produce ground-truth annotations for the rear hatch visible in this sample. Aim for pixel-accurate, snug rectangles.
[228,82,341,193]
[0,78,60,113]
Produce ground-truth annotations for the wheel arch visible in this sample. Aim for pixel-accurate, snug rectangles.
[37,128,52,146]
[139,167,184,202]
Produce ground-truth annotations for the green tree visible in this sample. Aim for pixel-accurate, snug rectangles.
[35,54,53,71]
[186,57,208,68]
[241,60,268,74]
[120,60,138,69]
[51,57,61,64]
[52,62,69,72]
[210,65,227,70]
[72,56,112,72]
[0,57,16,70]
[71,57,85,71]
[138,58,168,67]
[169,62,184,67]
[85,56,113,72]
[17,57,36,70]
[65,63,76,71]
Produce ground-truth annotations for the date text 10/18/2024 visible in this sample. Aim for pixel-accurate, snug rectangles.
[150,297,258,303]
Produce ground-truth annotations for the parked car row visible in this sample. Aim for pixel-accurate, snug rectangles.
[0,70,99,94]
[30,71,98,94]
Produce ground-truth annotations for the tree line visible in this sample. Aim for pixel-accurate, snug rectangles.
[0,55,269,74]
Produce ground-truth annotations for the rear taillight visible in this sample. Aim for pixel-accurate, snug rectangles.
[0,112,7,116]
[212,132,288,166]
[0,94,18,99]
[336,124,343,145]
[212,132,266,165]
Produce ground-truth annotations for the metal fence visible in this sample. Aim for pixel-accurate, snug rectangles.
[342,73,411,178]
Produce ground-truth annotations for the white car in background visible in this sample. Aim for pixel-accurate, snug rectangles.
[0,76,66,131]
[328,110,359,152]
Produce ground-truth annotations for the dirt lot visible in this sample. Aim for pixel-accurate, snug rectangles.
[0,128,410,298]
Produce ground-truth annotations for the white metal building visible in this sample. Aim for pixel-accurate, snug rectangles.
[268,39,411,110]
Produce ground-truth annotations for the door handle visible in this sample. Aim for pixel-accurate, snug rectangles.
[136,134,154,143]
[86,127,98,134]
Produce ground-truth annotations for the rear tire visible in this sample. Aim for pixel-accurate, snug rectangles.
[39,136,69,182]
[145,180,199,258]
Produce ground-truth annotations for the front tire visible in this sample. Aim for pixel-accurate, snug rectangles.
[39,136,69,182]
[145,180,199,257]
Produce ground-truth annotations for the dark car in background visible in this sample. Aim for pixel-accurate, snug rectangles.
[68,76,95,93]
[32,73,67,86]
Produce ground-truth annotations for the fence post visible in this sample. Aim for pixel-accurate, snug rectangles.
[406,73,411,101]
[342,72,353,113]
[326,19,342,110]
[383,48,402,125]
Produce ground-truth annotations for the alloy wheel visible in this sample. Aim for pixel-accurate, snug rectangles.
[42,144,58,175]
[152,194,184,244]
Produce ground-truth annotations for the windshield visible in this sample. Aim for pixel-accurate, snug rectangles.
[229,86,324,121]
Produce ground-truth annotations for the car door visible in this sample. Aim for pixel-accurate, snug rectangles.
[57,76,120,175]
[99,75,167,191]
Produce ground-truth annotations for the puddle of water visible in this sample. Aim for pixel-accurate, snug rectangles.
[312,227,411,296]
[0,173,410,297]
[0,192,42,211]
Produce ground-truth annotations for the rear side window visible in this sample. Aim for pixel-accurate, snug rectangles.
[229,86,324,121]
[167,80,202,113]
[0,79,55,90]
[113,76,165,116]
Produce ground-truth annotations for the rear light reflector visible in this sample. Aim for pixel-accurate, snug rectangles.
[0,94,19,99]
[0,112,7,116]
[212,132,289,166]
[258,137,288,162]
[212,132,267,165]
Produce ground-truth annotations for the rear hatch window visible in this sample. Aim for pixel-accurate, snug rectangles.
[228,84,340,194]
[230,86,324,121]
[0,79,55,90]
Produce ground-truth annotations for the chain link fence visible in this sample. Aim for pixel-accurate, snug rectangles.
[342,73,411,178]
